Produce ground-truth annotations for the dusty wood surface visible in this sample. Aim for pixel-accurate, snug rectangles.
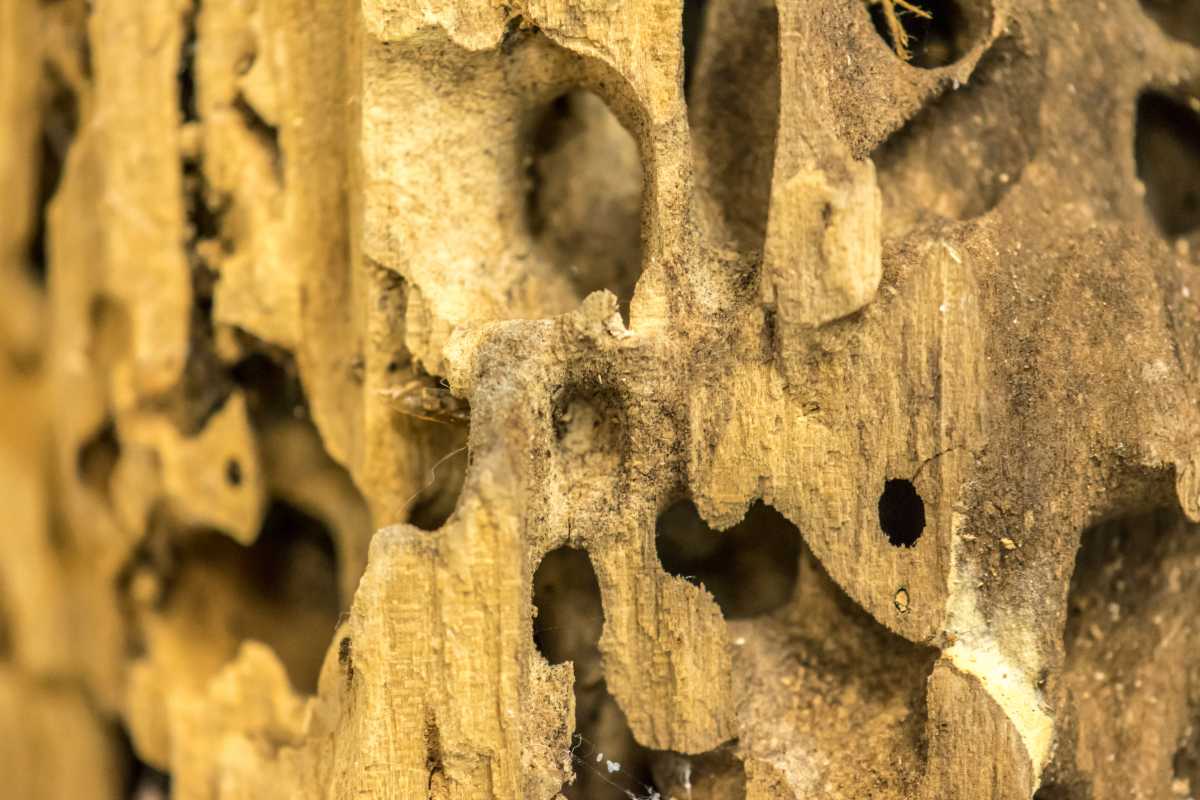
[3,0,1200,798]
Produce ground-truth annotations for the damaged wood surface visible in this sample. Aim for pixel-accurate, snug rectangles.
[2,0,1200,798]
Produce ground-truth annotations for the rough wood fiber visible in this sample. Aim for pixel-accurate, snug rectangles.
[3,0,1200,798]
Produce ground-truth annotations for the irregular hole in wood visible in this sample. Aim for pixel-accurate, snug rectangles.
[77,418,120,503]
[872,37,1040,238]
[532,546,658,799]
[687,0,779,258]
[655,499,800,618]
[878,478,925,547]
[868,0,988,69]
[1135,90,1200,239]
[524,90,644,322]
[28,62,78,285]
[155,500,341,694]
[533,546,604,668]
[1139,0,1200,47]
[1048,508,1200,797]
[229,335,372,603]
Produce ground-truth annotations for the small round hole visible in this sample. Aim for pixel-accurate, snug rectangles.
[868,0,980,69]
[225,458,242,487]
[879,478,925,547]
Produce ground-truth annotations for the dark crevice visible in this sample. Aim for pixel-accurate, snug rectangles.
[77,418,120,503]
[230,341,310,424]
[161,0,241,437]
[149,500,341,694]
[425,709,446,794]
[1140,0,1200,47]
[406,457,467,532]
[524,90,644,322]
[389,365,469,532]
[403,424,468,533]
[686,0,778,256]
[160,243,234,435]
[117,726,172,800]
[1135,90,1200,239]
[183,168,227,248]
[178,4,199,124]
[28,62,79,284]
[655,499,800,618]
[681,0,708,98]
[227,336,371,612]
[0,578,12,661]
[868,0,988,68]
[225,457,242,487]
[233,94,284,183]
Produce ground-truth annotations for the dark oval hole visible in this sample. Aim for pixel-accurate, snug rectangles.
[878,478,925,547]
[532,546,604,667]
[869,0,982,69]
[525,90,644,321]
[1135,90,1200,239]
[225,458,242,487]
